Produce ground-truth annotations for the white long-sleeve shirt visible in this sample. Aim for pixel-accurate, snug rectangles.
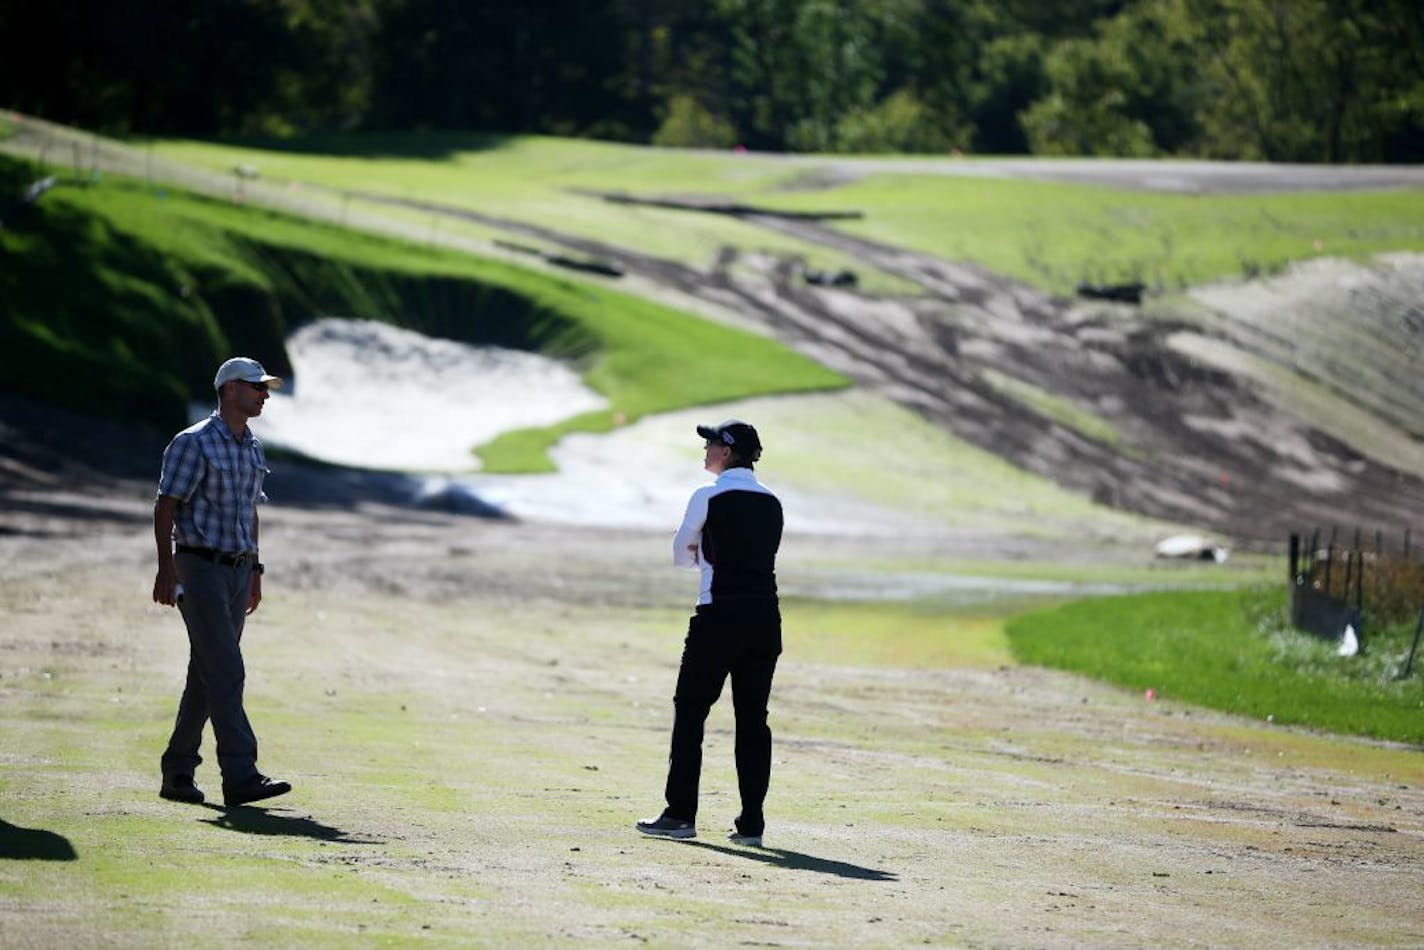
[673,467,782,606]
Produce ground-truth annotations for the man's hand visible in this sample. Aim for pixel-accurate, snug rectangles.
[153,563,180,607]
[246,571,262,615]
[153,495,181,607]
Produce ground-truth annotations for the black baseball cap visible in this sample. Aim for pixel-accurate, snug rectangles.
[696,419,762,455]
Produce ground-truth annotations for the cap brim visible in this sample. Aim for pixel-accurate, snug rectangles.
[695,424,719,440]
[249,374,284,391]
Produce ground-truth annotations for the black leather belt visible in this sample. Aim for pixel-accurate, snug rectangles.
[176,545,251,567]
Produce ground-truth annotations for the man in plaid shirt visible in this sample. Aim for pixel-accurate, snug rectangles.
[152,357,292,808]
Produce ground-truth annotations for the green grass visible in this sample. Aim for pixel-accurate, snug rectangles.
[149,135,1424,296]
[795,173,1424,294]
[1,157,845,464]
[1006,587,1424,744]
[148,134,920,295]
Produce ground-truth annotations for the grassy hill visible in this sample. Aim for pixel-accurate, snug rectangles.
[146,131,1424,295]
[0,153,844,470]
[132,130,1424,510]
[3,116,1423,530]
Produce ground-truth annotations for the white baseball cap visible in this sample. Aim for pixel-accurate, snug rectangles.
[213,357,284,391]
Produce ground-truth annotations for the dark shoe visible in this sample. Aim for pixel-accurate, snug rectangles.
[159,775,205,804]
[728,815,763,847]
[635,815,696,839]
[223,774,291,807]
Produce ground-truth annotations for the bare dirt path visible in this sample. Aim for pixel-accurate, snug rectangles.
[2,463,1421,947]
[2,401,1424,950]
[790,155,1424,194]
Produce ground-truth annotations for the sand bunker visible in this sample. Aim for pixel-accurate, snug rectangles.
[249,318,607,472]
[237,318,944,534]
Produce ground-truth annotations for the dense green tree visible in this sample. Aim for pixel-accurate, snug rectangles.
[835,88,957,152]
[1189,0,1424,161]
[0,0,378,136]
[1019,0,1199,156]
[1,0,1419,160]
[368,0,644,137]
[651,93,740,147]
[892,0,988,153]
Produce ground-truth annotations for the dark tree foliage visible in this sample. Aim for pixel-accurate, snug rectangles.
[0,0,375,136]
[1,0,1419,161]
[368,0,645,138]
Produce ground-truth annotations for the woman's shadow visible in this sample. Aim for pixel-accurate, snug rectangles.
[198,804,381,844]
[685,840,896,881]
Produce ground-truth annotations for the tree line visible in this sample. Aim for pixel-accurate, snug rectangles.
[3,0,1421,162]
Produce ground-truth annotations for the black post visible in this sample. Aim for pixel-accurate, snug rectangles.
[1355,551,1364,611]
[1343,550,1355,606]
[1289,533,1299,582]
[1324,544,1334,594]
[1404,605,1424,678]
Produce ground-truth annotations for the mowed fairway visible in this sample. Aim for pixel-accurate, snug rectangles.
[2,502,1421,948]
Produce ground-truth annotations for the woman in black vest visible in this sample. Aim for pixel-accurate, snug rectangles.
[637,420,783,847]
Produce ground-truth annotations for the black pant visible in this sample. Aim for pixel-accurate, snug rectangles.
[663,602,780,834]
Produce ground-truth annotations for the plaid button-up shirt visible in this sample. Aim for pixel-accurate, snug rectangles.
[157,412,269,554]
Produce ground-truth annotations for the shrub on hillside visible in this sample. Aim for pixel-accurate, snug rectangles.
[834,90,961,155]
[651,95,738,150]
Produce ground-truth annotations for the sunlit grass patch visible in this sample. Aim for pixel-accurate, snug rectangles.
[773,172,1424,294]
[1007,586,1424,743]
[148,135,914,294]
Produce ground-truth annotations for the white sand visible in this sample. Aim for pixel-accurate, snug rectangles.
[240,318,931,534]
[249,318,607,473]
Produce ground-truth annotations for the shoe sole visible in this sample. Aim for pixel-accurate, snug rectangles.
[223,785,291,807]
[636,825,696,839]
[159,790,205,804]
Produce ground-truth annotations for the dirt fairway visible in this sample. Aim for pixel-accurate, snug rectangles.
[1,481,1421,948]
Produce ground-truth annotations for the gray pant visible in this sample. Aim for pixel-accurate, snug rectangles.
[160,553,259,785]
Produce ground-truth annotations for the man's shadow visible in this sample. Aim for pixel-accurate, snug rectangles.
[0,818,78,861]
[684,840,897,881]
[198,804,381,844]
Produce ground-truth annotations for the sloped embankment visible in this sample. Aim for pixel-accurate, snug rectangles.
[742,216,1424,542]
[0,157,595,432]
[370,187,1424,541]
